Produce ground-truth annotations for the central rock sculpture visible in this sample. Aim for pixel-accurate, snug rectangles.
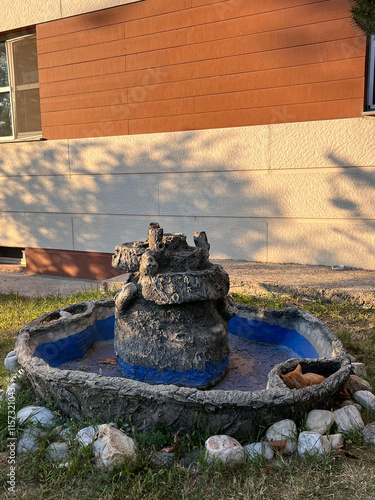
[112,223,237,388]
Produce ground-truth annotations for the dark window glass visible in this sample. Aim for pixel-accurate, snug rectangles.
[0,42,9,87]
[0,92,12,137]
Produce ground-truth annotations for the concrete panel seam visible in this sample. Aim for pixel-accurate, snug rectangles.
[3,210,375,223]
[68,140,71,177]
[71,216,75,250]
[157,176,160,216]
[267,125,271,170]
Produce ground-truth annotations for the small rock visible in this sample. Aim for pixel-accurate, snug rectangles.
[338,399,363,412]
[265,420,298,454]
[58,461,72,469]
[92,424,136,469]
[298,432,330,457]
[179,450,200,469]
[333,406,364,432]
[363,423,375,445]
[46,442,70,462]
[331,265,345,271]
[59,428,72,441]
[150,451,175,466]
[306,410,335,435]
[346,375,372,393]
[353,391,375,413]
[244,442,274,461]
[329,434,344,451]
[205,435,246,465]
[59,310,72,318]
[17,406,57,427]
[17,428,46,455]
[76,425,98,447]
[5,382,22,398]
[351,362,367,377]
[4,351,20,372]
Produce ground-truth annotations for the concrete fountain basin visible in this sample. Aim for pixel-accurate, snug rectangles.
[15,299,351,438]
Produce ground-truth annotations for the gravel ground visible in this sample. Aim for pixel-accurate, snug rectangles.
[1,260,375,304]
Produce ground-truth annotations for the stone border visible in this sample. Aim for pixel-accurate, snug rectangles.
[15,300,351,438]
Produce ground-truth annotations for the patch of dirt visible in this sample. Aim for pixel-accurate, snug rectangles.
[213,260,375,306]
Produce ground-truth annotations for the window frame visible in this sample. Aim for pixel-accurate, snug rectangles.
[367,35,375,111]
[0,32,42,142]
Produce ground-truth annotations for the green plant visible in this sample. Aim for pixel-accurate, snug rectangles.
[350,0,375,35]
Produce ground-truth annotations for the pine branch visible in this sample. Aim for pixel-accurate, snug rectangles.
[349,0,375,35]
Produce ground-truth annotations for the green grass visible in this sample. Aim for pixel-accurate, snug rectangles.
[1,289,375,499]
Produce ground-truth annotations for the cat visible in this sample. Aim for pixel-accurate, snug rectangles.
[280,363,326,389]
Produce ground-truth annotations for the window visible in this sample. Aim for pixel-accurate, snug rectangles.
[367,35,375,111]
[0,33,41,140]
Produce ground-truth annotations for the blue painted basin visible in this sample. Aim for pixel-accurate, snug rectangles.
[34,314,319,391]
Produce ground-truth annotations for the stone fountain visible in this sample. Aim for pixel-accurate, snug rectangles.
[112,223,237,388]
[15,223,352,437]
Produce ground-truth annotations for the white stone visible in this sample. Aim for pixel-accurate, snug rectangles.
[320,435,331,452]
[76,425,99,447]
[353,391,375,412]
[59,310,72,318]
[333,406,364,432]
[306,410,335,435]
[59,428,71,441]
[338,399,363,413]
[17,406,57,427]
[92,424,136,469]
[46,442,70,462]
[244,442,274,461]
[329,434,344,451]
[298,431,330,457]
[363,423,375,445]
[4,351,20,372]
[265,419,298,454]
[17,428,46,455]
[351,362,367,377]
[205,435,246,465]
[6,382,22,398]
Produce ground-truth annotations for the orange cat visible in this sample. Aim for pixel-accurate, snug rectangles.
[280,363,325,389]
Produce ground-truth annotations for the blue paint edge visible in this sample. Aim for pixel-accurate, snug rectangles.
[117,354,229,388]
[228,316,319,358]
[34,314,319,384]
[34,316,115,367]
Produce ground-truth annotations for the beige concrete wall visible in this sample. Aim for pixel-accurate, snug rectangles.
[1,117,375,269]
[0,0,142,33]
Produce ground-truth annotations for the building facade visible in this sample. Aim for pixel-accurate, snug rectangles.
[1,0,375,278]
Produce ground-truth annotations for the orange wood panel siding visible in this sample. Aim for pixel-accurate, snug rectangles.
[25,248,124,280]
[37,0,366,140]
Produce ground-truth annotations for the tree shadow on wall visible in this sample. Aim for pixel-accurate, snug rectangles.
[0,130,283,265]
